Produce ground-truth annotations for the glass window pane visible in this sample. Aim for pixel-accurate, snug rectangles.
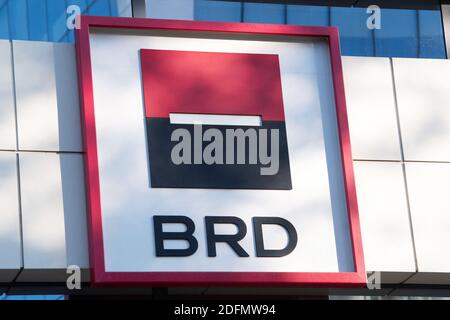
[0,0,446,58]
[46,0,67,42]
[8,0,28,40]
[243,2,285,24]
[68,0,88,15]
[194,0,241,22]
[87,0,111,16]
[374,9,418,58]
[0,0,10,39]
[418,9,446,59]
[0,0,130,42]
[193,1,446,59]
[116,0,132,17]
[109,0,118,16]
[27,0,48,41]
[330,7,374,57]
[145,0,194,20]
[287,4,329,27]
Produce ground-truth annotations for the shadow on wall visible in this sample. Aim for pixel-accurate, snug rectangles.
[59,154,90,271]
[53,44,83,152]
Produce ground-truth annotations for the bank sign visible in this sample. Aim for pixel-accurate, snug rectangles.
[76,16,365,286]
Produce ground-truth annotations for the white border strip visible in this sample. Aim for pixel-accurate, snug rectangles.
[169,113,262,126]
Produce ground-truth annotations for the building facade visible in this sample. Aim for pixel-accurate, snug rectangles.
[1,0,450,298]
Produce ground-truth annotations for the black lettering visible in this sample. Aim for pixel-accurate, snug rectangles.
[253,217,297,257]
[153,215,198,257]
[205,216,249,257]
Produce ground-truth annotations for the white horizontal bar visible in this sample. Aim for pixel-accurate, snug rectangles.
[169,113,262,127]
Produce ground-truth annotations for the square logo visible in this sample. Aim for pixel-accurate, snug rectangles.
[140,49,292,190]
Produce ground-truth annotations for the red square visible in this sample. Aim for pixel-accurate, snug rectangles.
[140,49,285,121]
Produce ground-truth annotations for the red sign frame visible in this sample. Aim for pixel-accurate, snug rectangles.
[75,16,366,287]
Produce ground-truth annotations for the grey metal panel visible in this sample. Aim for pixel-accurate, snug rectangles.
[0,152,22,282]
[390,287,450,298]
[378,272,416,284]
[7,285,154,296]
[13,41,82,152]
[0,40,16,151]
[405,272,450,285]
[132,0,147,18]
[204,287,331,296]
[442,5,450,59]
[59,154,89,269]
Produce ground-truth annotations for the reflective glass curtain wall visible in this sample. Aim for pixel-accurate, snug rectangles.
[0,0,131,42]
[194,0,447,59]
[0,0,446,58]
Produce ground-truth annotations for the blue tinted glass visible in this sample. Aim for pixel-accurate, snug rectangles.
[1,0,446,58]
[0,0,128,42]
[418,9,446,58]
[88,0,111,16]
[287,5,329,27]
[8,0,28,40]
[193,1,446,59]
[330,7,374,56]
[0,0,9,39]
[195,0,242,22]
[28,0,48,41]
[374,9,418,58]
[109,0,119,16]
[243,2,285,24]
[1,294,64,300]
[47,0,67,42]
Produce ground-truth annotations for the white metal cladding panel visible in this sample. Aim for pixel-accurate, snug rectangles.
[342,57,401,161]
[405,163,450,275]
[393,58,450,162]
[145,0,194,20]
[13,41,82,153]
[59,154,89,268]
[0,152,21,281]
[353,161,416,277]
[19,152,89,271]
[0,40,16,151]
[19,152,66,269]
